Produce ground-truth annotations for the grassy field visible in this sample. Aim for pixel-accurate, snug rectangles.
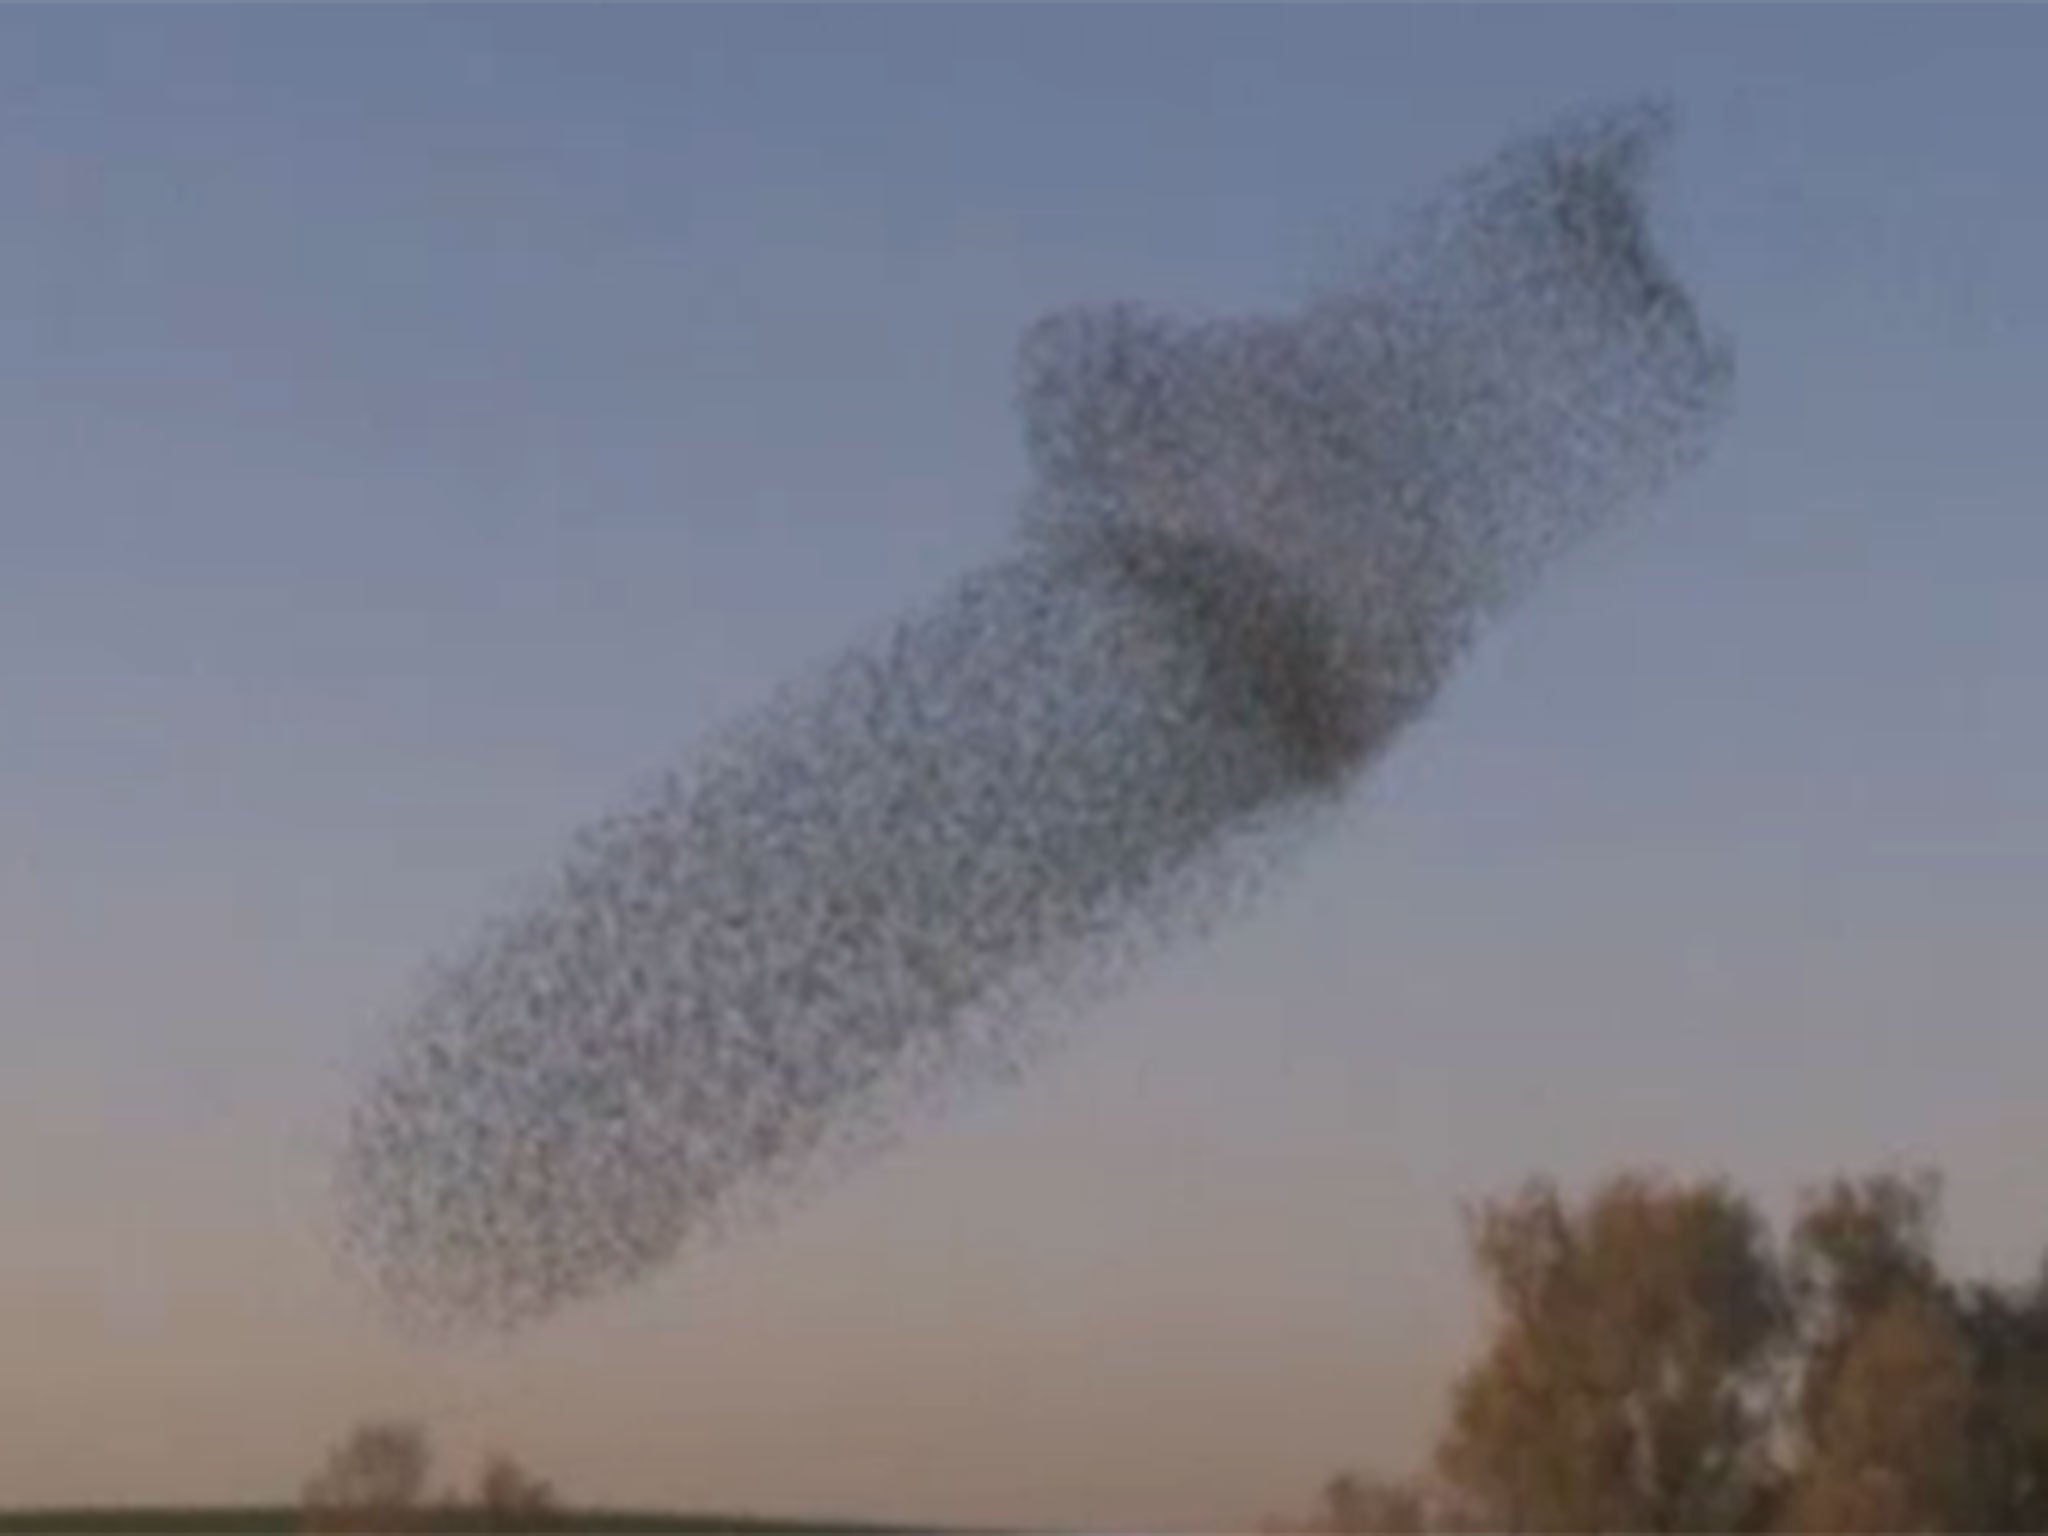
[0,1510,960,1535]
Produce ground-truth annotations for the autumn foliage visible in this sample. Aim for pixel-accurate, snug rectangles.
[1299,1168,2048,1533]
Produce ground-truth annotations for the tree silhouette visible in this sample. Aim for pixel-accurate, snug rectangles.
[301,1419,432,1534]
[475,1452,556,1529]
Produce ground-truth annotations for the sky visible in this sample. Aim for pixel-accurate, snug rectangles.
[2,7,2046,1530]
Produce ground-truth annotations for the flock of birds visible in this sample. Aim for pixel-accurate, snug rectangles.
[335,102,1733,1338]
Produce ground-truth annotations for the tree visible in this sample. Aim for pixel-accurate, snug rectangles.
[1431,1173,1788,1532]
[1260,1471,1445,1534]
[1776,1171,1973,1530]
[1952,1274,2048,1529]
[301,1419,433,1534]
[1787,1171,1943,1328]
[1316,1471,1430,1533]
[1298,1164,2048,1533]
[1777,1288,1978,1532]
[476,1452,557,1529]
[1779,1172,2048,1531]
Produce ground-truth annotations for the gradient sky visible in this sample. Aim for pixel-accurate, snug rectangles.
[3,8,2046,1530]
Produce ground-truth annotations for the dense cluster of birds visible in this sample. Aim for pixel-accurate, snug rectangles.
[337,102,1734,1337]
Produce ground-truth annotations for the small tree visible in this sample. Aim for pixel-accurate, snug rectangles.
[301,1419,433,1534]
[477,1451,557,1529]
[1319,1471,1433,1532]
[1261,1471,1438,1535]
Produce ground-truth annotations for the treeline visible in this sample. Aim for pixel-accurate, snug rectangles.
[293,1420,933,1535]
[299,1419,552,1533]
[1276,1165,2048,1533]
[0,1420,943,1536]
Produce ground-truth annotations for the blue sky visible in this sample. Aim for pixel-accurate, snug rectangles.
[2,8,2045,1528]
